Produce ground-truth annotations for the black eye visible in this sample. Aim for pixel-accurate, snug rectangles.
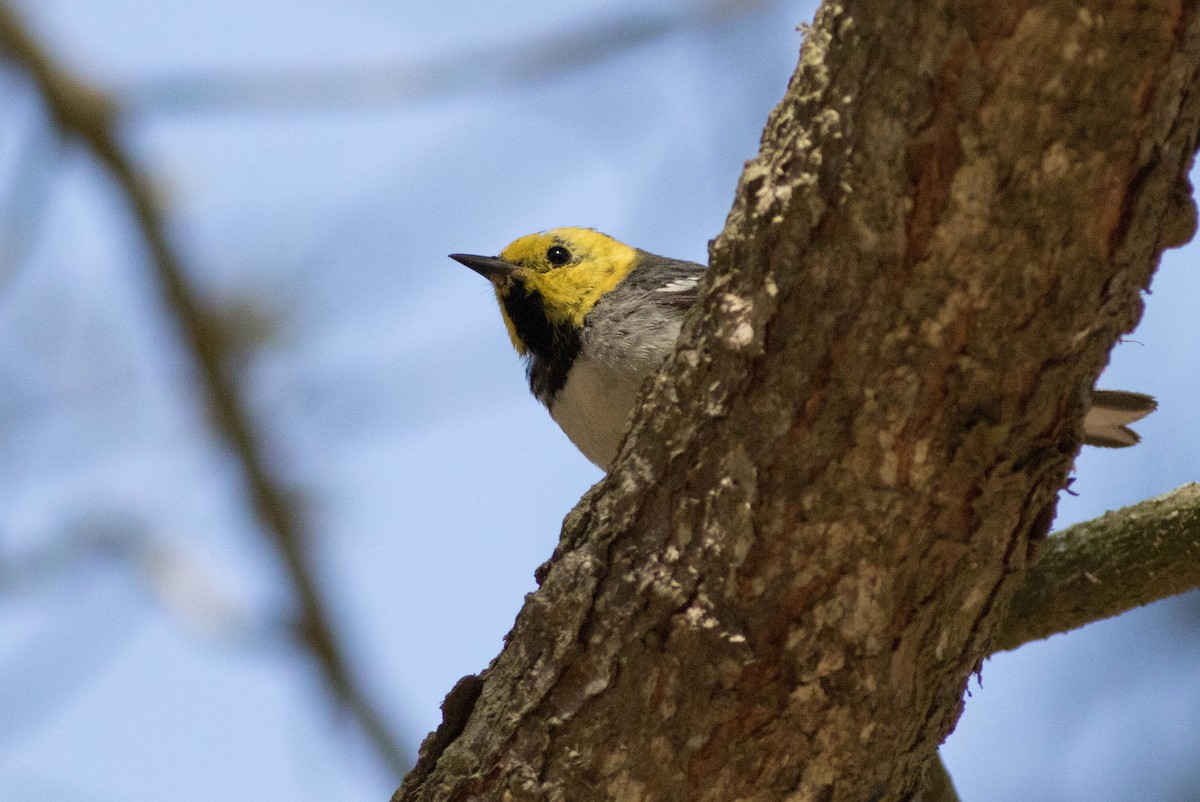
[546,246,571,266]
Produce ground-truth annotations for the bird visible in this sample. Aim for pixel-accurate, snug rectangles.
[451,227,1156,471]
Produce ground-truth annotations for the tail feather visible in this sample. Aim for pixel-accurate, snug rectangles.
[1084,390,1157,448]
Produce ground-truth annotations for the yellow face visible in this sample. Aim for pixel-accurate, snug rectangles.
[493,228,638,353]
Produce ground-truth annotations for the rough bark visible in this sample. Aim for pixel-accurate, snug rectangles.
[397,1,1200,800]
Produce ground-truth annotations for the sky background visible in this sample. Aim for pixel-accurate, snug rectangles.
[0,1,1197,800]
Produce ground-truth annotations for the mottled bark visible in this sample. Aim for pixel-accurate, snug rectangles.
[397,1,1200,800]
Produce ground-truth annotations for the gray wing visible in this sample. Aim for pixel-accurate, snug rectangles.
[623,251,707,311]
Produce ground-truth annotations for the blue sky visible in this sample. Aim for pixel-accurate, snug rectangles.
[0,1,1197,800]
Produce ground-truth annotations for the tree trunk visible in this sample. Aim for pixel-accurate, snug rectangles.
[396,1,1200,800]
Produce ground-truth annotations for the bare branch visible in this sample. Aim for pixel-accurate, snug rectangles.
[0,93,59,284]
[994,483,1200,654]
[0,1,411,776]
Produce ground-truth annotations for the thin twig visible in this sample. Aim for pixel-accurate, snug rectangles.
[994,483,1200,654]
[0,2,411,776]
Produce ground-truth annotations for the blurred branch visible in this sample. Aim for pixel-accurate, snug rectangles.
[994,483,1200,654]
[116,0,776,116]
[1,513,294,647]
[0,515,141,596]
[0,88,58,286]
[0,1,411,777]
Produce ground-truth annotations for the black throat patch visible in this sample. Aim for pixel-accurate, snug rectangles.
[501,283,581,405]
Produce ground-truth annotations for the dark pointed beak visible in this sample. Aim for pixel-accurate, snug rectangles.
[449,253,518,282]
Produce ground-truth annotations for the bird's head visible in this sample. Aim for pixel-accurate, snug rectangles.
[450,227,639,356]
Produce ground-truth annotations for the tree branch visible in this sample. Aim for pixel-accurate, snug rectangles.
[994,483,1200,654]
[0,1,411,777]
[396,1,1200,799]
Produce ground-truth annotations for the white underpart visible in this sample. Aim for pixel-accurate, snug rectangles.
[550,288,685,470]
[551,354,646,469]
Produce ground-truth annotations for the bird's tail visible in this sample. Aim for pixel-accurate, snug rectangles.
[1084,390,1157,448]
